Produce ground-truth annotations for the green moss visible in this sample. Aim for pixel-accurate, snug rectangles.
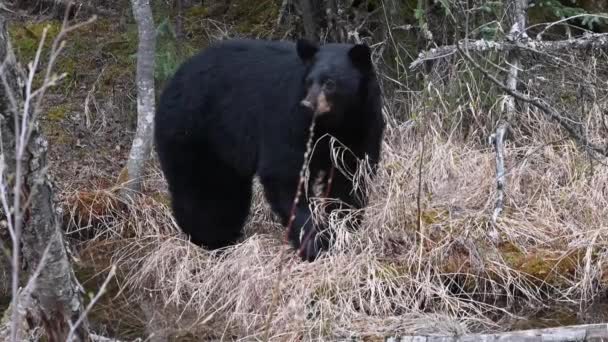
[501,244,581,286]
[185,4,209,18]
[8,21,65,90]
[155,18,199,84]
[231,0,281,36]
[8,20,62,63]
[151,191,171,207]
[8,18,130,95]
[312,282,337,301]
[55,57,79,93]
[41,121,73,146]
[501,241,525,266]
[559,93,577,103]
[374,262,408,281]
[99,25,138,79]
[74,253,148,339]
[47,104,68,122]
[420,209,448,225]
[41,104,73,146]
[182,5,211,41]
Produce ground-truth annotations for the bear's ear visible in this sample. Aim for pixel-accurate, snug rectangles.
[296,39,319,63]
[348,44,372,71]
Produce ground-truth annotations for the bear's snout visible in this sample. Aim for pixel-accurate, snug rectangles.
[301,83,331,115]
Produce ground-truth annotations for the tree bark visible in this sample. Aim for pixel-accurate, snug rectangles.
[276,0,293,26]
[123,0,156,197]
[174,0,183,40]
[490,0,528,227]
[299,0,319,41]
[0,14,89,342]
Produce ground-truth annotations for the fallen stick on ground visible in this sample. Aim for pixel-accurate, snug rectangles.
[382,323,608,342]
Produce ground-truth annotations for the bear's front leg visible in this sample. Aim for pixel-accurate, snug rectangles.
[296,215,331,262]
[259,174,329,261]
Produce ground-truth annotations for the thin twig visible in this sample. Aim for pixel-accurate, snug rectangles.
[416,133,425,235]
[264,112,320,341]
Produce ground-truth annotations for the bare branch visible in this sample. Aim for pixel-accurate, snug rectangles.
[535,13,608,40]
[410,33,608,70]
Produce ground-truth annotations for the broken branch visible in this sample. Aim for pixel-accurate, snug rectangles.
[411,33,608,70]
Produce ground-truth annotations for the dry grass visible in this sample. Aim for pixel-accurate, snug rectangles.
[65,106,608,340]
[60,48,608,340]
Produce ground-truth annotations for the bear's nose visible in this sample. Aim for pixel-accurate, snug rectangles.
[301,83,331,115]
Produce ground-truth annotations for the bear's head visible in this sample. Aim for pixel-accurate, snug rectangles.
[296,39,374,119]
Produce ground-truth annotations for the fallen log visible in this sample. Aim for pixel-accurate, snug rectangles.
[384,323,608,342]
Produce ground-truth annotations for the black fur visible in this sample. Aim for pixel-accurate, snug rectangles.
[154,38,384,261]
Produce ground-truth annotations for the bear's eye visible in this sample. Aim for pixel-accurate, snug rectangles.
[323,78,336,93]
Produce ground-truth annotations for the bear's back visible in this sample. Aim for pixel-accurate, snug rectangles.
[158,39,308,119]
[177,39,303,87]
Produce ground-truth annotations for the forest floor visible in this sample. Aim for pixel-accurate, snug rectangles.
[4,1,608,341]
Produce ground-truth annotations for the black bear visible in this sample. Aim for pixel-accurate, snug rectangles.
[154,38,384,261]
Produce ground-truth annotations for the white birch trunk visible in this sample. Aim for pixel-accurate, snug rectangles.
[124,0,156,196]
[490,0,528,228]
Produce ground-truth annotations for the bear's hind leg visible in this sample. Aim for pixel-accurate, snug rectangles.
[168,155,253,250]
